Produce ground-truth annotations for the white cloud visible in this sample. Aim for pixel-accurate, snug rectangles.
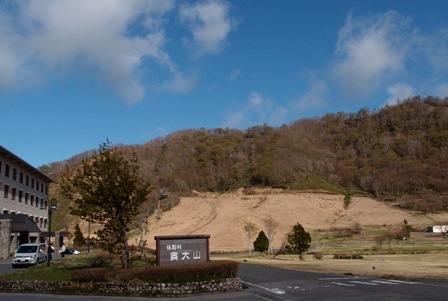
[333,11,412,99]
[229,68,242,80]
[248,91,267,110]
[222,91,287,129]
[160,71,197,93]
[435,83,448,98]
[386,82,416,105]
[223,110,245,129]
[294,78,328,112]
[179,0,235,56]
[422,28,448,74]
[0,0,177,103]
[0,0,235,103]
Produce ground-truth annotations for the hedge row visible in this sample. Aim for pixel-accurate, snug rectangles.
[72,260,239,283]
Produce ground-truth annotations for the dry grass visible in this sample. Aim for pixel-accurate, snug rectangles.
[74,189,448,280]
[142,189,448,252]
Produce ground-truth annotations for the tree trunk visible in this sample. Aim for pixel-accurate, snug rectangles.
[123,225,129,269]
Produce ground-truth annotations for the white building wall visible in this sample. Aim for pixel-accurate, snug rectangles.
[432,225,448,233]
[0,146,54,231]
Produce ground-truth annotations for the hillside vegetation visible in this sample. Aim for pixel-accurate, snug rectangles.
[44,96,448,219]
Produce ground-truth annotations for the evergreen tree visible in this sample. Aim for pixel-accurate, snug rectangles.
[286,223,311,260]
[73,224,85,246]
[253,230,269,253]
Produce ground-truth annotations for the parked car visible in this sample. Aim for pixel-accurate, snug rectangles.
[12,243,47,268]
[63,248,80,255]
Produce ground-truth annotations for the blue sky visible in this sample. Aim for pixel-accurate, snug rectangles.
[1,0,447,167]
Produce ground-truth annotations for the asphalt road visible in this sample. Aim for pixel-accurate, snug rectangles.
[237,262,448,301]
[1,259,447,300]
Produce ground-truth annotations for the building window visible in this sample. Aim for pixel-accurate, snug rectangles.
[0,161,2,173]
[30,195,34,206]
[25,193,28,204]
[41,183,44,193]
[36,180,39,191]
[4,185,9,198]
[12,188,16,200]
[18,190,23,203]
[31,178,34,189]
[26,175,29,186]
[45,185,48,195]
[13,168,17,180]
[19,172,23,183]
[5,164,10,177]
[36,197,39,208]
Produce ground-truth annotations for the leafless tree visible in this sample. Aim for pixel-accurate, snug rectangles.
[263,215,279,256]
[243,220,259,257]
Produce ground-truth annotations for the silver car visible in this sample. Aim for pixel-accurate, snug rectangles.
[12,243,47,268]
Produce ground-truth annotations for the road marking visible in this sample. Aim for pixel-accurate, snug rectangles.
[371,280,399,285]
[386,279,420,285]
[319,277,360,280]
[332,282,355,287]
[241,281,292,301]
[350,281,379,286]
[252,293,280,301]
[269,288,286,295]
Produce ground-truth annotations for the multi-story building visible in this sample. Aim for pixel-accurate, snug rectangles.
[0,145,55,257]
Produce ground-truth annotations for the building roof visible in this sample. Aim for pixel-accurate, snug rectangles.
[0,214,41,233]
[0,145,55,183]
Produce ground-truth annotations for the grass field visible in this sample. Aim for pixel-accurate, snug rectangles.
[9,190,448,282]
[2,231,447,282]
[215,229,448,280]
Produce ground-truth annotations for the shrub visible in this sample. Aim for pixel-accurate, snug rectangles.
[374,235,386,247]
[243,187,256,195]
[88,253,115,268]
[117,260,239,283]
[70,260,239,284]
[313,252,324,260]
[71,267,114,282]
[328,223,362,238]
[333,253,363,259]
[351,222,362,234]
[129,245,156,266]
[344,194,351,209]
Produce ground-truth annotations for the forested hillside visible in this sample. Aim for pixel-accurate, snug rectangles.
[44,96,448,208]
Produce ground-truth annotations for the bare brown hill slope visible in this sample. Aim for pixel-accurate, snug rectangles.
[142,189,448,252]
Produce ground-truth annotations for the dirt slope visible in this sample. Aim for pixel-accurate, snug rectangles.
[143,189,448,252]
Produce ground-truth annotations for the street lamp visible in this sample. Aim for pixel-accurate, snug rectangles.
[87,217,91,253]
[41,198,58,267]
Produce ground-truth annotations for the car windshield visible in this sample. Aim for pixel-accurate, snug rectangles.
[17,246,38,253]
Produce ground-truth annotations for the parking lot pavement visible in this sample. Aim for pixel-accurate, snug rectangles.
[0,254,63,276]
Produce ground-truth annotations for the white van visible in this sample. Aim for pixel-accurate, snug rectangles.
[12,243,47,268]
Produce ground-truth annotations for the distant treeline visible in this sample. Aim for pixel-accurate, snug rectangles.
[44,96,448,199]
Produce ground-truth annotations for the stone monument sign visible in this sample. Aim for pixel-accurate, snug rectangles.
[154,234,210,266]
